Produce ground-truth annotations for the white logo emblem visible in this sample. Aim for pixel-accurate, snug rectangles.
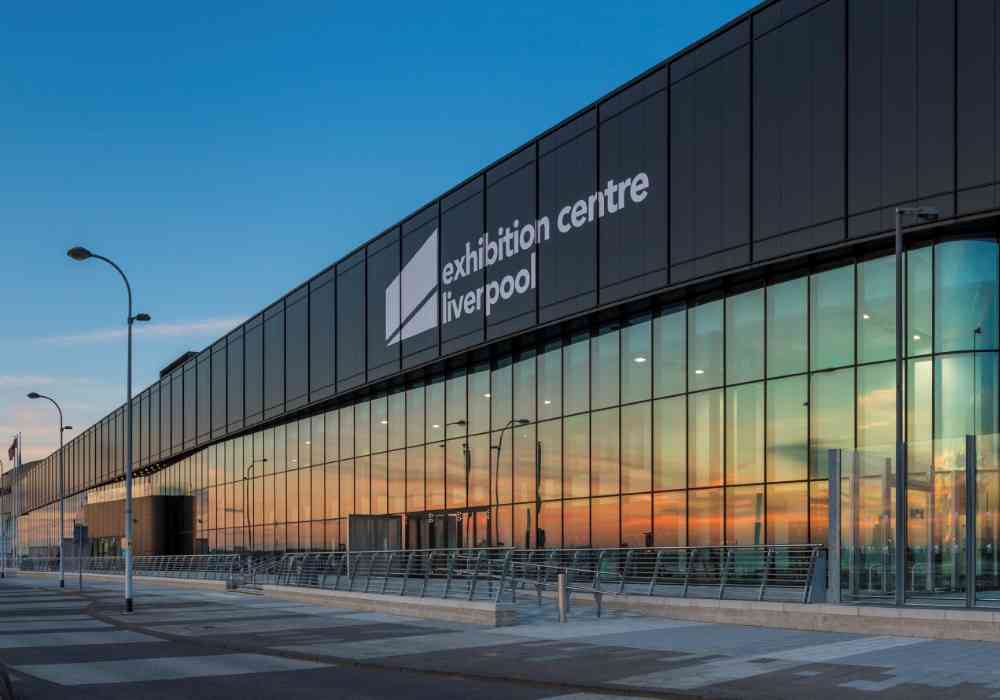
[386,229,438,346]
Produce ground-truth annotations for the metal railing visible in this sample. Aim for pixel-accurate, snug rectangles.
[15,544,824,606]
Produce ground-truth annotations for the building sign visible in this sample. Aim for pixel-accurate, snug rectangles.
[387,172,651,348]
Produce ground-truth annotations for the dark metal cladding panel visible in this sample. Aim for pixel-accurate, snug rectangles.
[211,343,226,438]
[227,329,244,432]
[183,361,196,450]
[538,126,597,323]
[285,293,309,408]
[308,276,335,401]
[881,0,917,210]
[263,302,285,417]
[440,181,485,355]
[244,317,264,426]
[485,152,537,340]
[196,351,211,443]
[847,0,883,218]
[669,77,695,264]
[957,0,998,191]
[916,0,955,200]
[366,233,402,381]
[598,88,668,304]
[400,207,440,368]
[336,253,366,392]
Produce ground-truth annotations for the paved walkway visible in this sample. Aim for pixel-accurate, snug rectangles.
[2,577,1000,699]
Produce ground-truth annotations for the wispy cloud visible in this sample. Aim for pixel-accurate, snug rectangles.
[37,318,245,345]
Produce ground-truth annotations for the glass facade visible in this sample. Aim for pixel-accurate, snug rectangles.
[10,239,1000,564]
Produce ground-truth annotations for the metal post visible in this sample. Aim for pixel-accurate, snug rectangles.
[124,310,134,612]
[967,434,977,608]
[557,571,568,623]
[894,208,906,606]
[828,449,841,603]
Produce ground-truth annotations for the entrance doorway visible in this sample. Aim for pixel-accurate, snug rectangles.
[406,508,490,549]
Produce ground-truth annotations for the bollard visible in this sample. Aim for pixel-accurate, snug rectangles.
[557,572,568,623]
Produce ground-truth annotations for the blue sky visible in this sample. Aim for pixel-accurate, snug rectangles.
[1,1,755,463]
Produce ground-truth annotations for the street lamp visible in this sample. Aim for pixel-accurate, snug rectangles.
[27,392,72,588]
[491,418,530,546]
[242,459,268,554]
[893,206,938,606]
[68,246,151,613]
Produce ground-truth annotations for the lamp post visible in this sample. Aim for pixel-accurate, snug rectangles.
[26,393,72,588]
[893,206,938,606]
[242,459,267,554]
[491,419,529,547]
[68,246,150,613]
[1,458,6,579]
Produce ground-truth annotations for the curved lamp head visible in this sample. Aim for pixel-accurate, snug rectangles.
[26,392,41,400]
[134,313,151,322]
[67,246,93,261]
[514,419,530,426]
[63,426,73,431]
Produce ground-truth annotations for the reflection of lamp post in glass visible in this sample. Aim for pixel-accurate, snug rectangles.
[242,459,268,553]
[491,419,529,547]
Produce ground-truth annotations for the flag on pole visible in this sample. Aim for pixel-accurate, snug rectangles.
[7,436,16,463]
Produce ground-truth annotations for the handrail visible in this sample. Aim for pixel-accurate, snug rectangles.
[16,544,825,614]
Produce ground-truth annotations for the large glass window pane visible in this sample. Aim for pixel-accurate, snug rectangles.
[766,277,807,377]
[591,496,619,548]
[907,357,934,472]
[355,401,370,457]
[493,429,513,505]
[654,307,686,397]
[653,397,686,491]
[491,359,512,432]
[513,351,536,424]
[726,288,764,384]
[468,434,490,507]
[767,482,807,544]
[537,342,562,420]
[324,462,338,519]
[811,265,855,370]
[445,439,466,508]
[591,408,619,496]
[311,414,325,466]
[425,442,444,510]
[935,240,998,353]
[621,317,652,404]
[563,499,590,548]
[726,484,764,545]
[809,480,828,546]
[406,446,424,512]
[339,460,354,517]
[766,376,808,482]
[621,494,651,548]
[621,402,651,493]
[653,491,686,546]
[725,382,764,485]
[689,390,723,487]
[591,325,620,410]
[513,423,536,503]
[564,334,590,415]
[388,391,405,451]
[339,407,354,458]
[388,450,404,513]
[563,414,590,499]
[538,419,561,501]
[370,396,387,454]
[468,366,490,434]
[689,300,723,390]
[688,488,722,546]
[426,378,445,444]
[907,246,933,356]
[537,501,561,549]
[810,367,855,478]
[857,255,896,363]
[445,372,466,440]
[355,456,370,514]
[406,386,424,448]
[935,353,999,440]
[857,362,895,460]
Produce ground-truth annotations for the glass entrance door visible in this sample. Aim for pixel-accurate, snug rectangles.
[405,508,490,549]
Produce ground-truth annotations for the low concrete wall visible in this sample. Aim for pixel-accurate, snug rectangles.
[17,570,516,626]
[584,593,1000,642]
[259,585,518,626]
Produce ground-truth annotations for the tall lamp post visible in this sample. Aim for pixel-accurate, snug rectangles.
[491,419,529,547]
[26,393,72,588]
[67,246,150,613]
[242,459,268,554]
[893,206,938,606]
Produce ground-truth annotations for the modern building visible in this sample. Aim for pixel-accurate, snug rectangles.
[4,0,1000,607]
